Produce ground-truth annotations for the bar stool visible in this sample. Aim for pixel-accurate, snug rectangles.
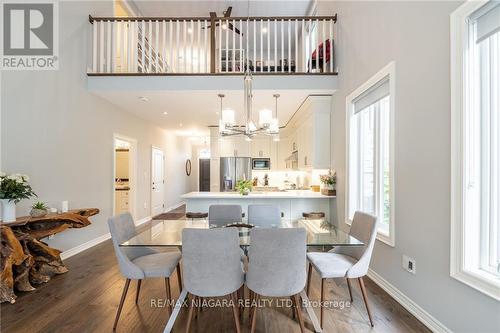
[186,212,208,222]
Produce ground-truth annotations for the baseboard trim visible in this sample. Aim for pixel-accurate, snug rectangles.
[61,215,152,260]
[61,232,111,260]
[163,201,185,213]
[136,215,152,226]
[367,269,452,333]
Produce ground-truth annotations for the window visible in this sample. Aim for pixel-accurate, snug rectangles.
[451,1,500,300]
[346,62,395,246]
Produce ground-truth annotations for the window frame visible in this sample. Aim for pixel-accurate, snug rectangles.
[450,0,500,301]
[345,61,396,247]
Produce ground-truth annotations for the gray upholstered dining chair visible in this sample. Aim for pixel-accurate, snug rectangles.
[108,213,182,330]
[182,228,245,333]
[208,204,242,227]
[247,204,281,227]
[246,228,307,333]
[306,211,378,328]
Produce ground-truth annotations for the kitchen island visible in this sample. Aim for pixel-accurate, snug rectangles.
[181,190,335,222]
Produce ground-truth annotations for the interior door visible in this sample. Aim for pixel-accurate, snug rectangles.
[151,147,165,216]
[199,159,211,191]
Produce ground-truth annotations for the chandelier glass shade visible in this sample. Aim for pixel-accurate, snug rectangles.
[218,72,281,140]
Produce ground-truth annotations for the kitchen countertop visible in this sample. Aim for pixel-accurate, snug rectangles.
[181,190,335,199]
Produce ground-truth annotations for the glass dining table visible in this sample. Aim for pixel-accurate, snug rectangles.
[120,219,364,333]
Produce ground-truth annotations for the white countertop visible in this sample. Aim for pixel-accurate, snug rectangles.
[181,190,335,199]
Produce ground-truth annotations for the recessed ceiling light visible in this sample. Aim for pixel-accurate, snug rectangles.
[163,112,168,115]
[138,96,148,102]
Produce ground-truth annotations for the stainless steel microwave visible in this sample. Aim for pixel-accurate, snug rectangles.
[252,158,271,170]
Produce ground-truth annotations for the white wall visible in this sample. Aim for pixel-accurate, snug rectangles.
[0,1,194,251]
[318,1,500,332]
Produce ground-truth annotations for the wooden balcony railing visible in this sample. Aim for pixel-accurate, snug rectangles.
[88,14,337,75]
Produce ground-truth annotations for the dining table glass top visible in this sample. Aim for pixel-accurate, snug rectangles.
[120,219,364,247]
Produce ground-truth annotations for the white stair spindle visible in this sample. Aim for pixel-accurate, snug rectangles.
[204,20,208,73]
[281,19,284,72]
[99,21,104,73]
[329,19,333,73]
[294,19,298,73]
[140,21,145,73]
[308,19,313,73]
[316,19,319,72]
[92,20,97,72]
[253,19,256,71]
[260,19,263,72]
[107,21,112,72]
[274,19,277,72]
[190,20,194,73]
[132,21,138,73]
[197,20,201,73]
[322,19,326,73]
[239,20,243,72]
[153,20,158,72]
[219,19,222,72]
[128,21,133,72]
[148,20,153,72]
[225,19,229,72]
[183,20,187,73]
[117,21,122,72]
[267,19,270,72]
[302,19,305,73]
[162,20,166,72]
[288,19,291,73]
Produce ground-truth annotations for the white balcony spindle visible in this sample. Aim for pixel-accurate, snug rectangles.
[281,19,284,72]
[161,20,166,73]
[239,20,243,72]
[322,20,326,73]
[231,19,234,73]
[315,19,319,72]
[294,19,298,73]
[190,20,194,73]
[153,21,158,72]
[288,19,291,73]
[329,19,333,73]
[225,20,229,72]
[117,21,123,72]
[107,21,112,72]
[123,21,129,72]
[99,21,104,73]
[147,20,152,72]
[267,19,270,72]
[204,20,208,73]
[274,19,277,72]
[183,20,187,72]
[92,20,97,72]
[141,21,147,73]
[246,19,249,70]
[128,22,133,72]
[132,21,138,72]
[169,20,174,72]
[308,20,313,73]
[197,20,200,73]
[219,19,222,72]
[260,19,263,72]
[302,19,305,73]
[253,19,256,71]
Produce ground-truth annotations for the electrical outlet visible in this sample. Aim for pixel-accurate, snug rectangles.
[402,255,416,274]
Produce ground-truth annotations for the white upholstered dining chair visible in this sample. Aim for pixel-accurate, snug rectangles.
[208,204,243,227]
[108,213,182,330]
[247,204,281,227]
[306,211,378,328]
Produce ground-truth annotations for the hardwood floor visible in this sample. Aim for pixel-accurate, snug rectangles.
[1,211,430,333]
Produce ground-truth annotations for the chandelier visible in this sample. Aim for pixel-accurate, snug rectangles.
[218,75,280,141]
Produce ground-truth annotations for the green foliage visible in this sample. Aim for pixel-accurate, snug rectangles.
[235,179,253,195]
[0,173,37,204]
[32,201,48,210]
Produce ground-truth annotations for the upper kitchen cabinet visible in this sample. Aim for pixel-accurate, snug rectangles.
[281,96,331,170]
[219,136,251,157]
[251,137,271,158]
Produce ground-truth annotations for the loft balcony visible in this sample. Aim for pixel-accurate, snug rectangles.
[87,14,337,76]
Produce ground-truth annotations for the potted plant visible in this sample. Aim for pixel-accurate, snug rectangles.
[320,170,336,196]
[0,172,37,222]
[30,201,49,218]
[235,179,253,196]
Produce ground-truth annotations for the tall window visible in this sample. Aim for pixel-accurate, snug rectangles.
[346,62,395,246]
[451,1,500,300]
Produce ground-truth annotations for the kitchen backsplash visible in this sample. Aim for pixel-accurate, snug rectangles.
[251,169,329,189]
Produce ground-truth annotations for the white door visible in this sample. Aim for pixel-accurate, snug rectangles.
[151,147,165,216]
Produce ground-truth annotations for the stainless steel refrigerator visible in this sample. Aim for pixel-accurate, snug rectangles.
[220,157,252,191]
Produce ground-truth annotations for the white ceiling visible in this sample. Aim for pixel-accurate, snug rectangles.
[130,0,313,18]
[93,89,332,137]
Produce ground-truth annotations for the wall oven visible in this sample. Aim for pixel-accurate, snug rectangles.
[252,158,271,170]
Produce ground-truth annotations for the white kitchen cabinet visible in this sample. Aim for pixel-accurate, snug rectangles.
[114,190,129,214]
[219,136,251,157]
[251,137,271,158]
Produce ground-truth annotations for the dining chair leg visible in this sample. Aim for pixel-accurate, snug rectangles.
[358,277,374,327]
[231,292,241,333]
[135,279,142,304]
[165,278,172,315]
[250,294,259,333]
[293,294,306,333]
[320,278,325,329]
[185,293,195,333]
[346,278,353,302]
[290,296,296,320]
[306,262,312,297]
[248,290,254,322]
[176,263,183,293]
[113,278,131,330]
[237,285,244,318]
